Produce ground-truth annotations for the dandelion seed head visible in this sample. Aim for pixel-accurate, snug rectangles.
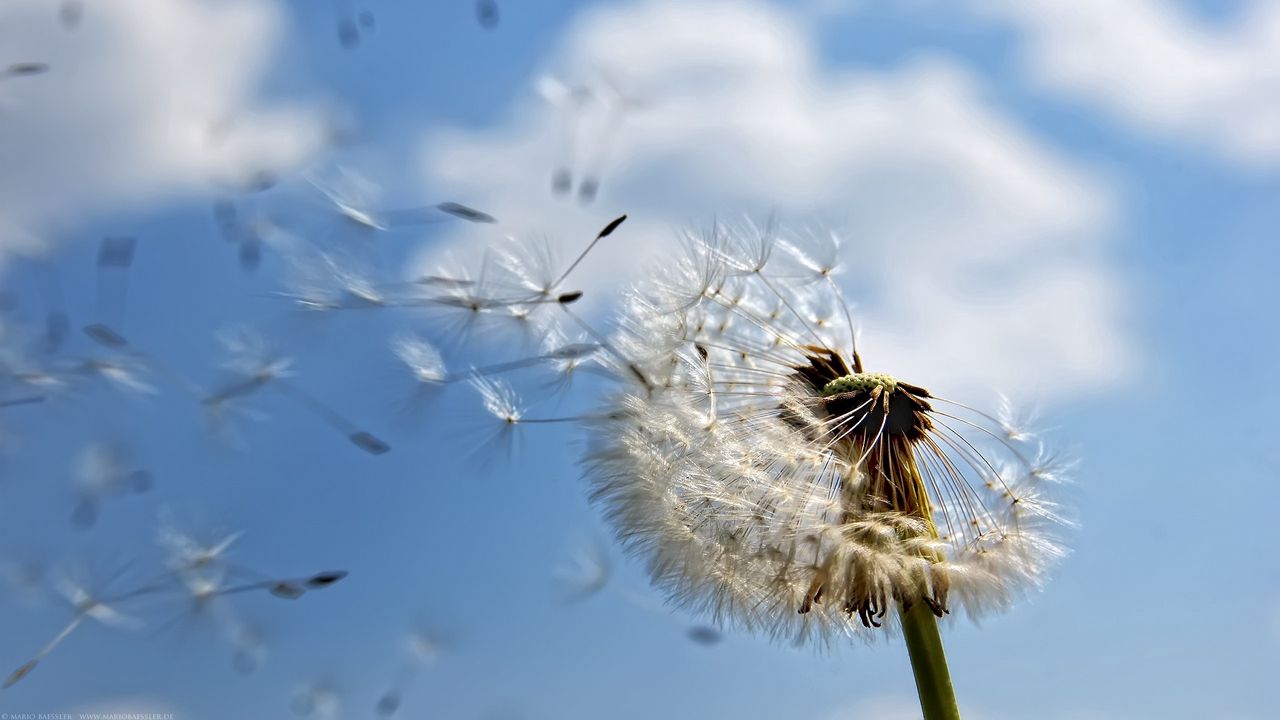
[580,223,1071,644]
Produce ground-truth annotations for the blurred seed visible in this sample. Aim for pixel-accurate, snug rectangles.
[3,63,50,78]
[269,582,305,600]
[83,323,127,349]
[3,659,38,688]
[337,17,360,48]
[435,202,497,224]
[239,236,262,271]
[349,431,391,455]
[686,625,722,646]
[577,177,599,204]
[291,691,316,716]
[59,1,83,28]
[545,343,601,360]
[96,237,136,268]
[213,200,238,229]
[129,470,152,494]
[45,311,69,353]
[241,169,278,193]
[232,625,265,675]
[476,0,499,29]
[555,536,611,603]
[232,647,259,675]
[0,395,44,409]
[305,571,348,589]
[376,691,401,717]
[551,168,572,196]
[358,10,375,29]
[70,498,98,530]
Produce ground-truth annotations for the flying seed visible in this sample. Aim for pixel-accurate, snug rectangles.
[96,237,136,268]
[3,63,49,78]
[83,323,127,349]
[435,202,496,224]
[686,626,723,646]
[476,0,499,28]
[349,432,391,455]
[305,571,348,589]
[597,214,627,238]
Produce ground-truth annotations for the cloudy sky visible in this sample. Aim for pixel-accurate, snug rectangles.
[0,1,1275,718]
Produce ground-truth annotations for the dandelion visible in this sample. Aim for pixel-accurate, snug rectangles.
[450,220,1070,719]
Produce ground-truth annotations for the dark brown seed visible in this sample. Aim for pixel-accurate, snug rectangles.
[597,214,627,239]
[306,571,348,588]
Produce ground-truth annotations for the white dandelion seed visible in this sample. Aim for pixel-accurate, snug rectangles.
[553,535,612,604]
[393,333,447,386]
[204,328,390,455]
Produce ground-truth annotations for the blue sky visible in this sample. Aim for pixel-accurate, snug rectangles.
[0,1,1276,718]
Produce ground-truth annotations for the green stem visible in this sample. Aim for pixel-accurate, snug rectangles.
[900,602,961,720]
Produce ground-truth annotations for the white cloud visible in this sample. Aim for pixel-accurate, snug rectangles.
[975,0,1280,167]
[418,0,1131,402]
[0,0,323,256]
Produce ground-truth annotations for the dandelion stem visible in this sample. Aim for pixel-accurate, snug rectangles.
[901,602,961,720]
